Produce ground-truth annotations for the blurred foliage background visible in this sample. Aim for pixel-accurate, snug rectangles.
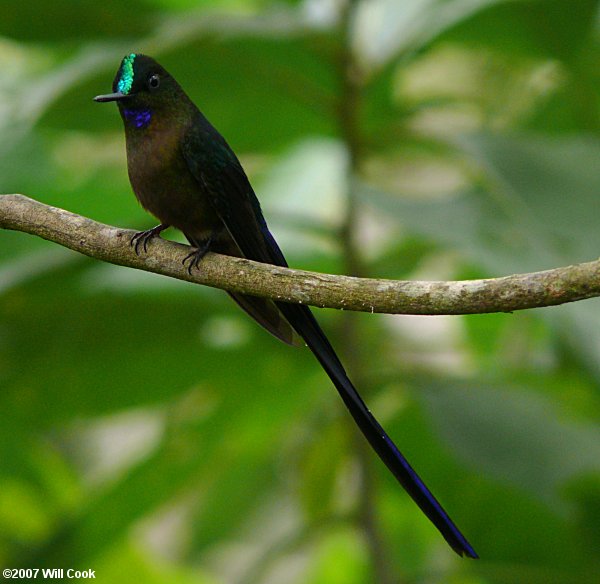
[1,0,600,582]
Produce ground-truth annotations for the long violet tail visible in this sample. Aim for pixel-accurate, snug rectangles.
[276,301,478,558]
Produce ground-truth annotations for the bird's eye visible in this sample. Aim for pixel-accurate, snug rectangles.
[148,74,160,90]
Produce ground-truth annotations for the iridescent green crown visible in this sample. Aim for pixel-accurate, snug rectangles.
[117,53,136,95]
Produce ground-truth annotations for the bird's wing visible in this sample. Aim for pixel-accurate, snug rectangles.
[182,120,286,269]
[181,119,477,558]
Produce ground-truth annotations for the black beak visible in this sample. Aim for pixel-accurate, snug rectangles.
[93,92,130,103]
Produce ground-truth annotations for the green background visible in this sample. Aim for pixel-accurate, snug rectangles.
[1,0,599,582]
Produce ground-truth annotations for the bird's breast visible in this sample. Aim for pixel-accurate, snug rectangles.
[125,126,221,239]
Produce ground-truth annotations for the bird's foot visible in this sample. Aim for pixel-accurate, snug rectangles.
[130,224,169,255]
[182,236,213,275]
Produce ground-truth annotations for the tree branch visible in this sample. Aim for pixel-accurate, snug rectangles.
[1,194,599,315]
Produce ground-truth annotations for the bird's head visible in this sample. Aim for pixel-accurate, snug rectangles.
[94,53,184,128]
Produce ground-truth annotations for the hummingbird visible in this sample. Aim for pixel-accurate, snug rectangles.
[94,53,477,558]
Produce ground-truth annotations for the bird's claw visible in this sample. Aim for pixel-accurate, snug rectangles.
[182,237,213,275]
[130,224,168,255]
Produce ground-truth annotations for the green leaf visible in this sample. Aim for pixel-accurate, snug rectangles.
[418,377,600,509]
